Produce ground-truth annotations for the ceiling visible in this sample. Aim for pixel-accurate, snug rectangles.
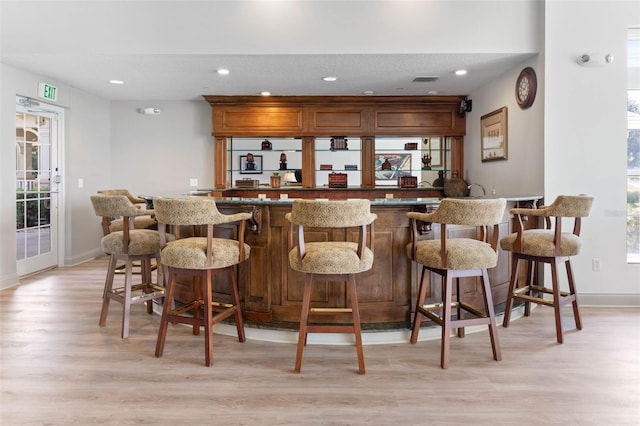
[1,1,536,102]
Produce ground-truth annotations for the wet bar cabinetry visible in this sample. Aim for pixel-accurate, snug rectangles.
[203,95,467,191]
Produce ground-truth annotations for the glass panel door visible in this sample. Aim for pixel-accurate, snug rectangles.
[15,97,62,275]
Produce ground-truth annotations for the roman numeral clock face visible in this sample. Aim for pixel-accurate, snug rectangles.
[515,67,537,109]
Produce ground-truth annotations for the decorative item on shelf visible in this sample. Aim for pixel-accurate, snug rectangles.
[246,152,255,170]
[421,153,432,170]
[270,172,281,188]
[381,159,392,170]
[344,164,358,171]
[330,136,348,151]
[279,152,287,170]
[432,170,445,188]
[294,169,303,183]
[261,139,272,150]
[328,172,348,188]
[398,176,418,188]
[240,154,262,174]
[404,142,418,150]
[283,171,297,185]
[444,171,470,197]
[235,178,259,188]
[320,164,333,170]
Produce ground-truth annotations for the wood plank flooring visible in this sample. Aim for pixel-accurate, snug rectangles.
[1,256,639,425]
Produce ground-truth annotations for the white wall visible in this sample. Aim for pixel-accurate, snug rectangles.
[109,100,213,195]
[465,55,545,197]
[65,90,112,266]
[544,0,640,304]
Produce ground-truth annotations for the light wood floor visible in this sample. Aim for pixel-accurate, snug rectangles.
[1,257,639,425]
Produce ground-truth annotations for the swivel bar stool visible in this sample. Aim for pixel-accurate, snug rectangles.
[286,199,376,374]
[407,198,506,368]
[153,197,251,367]
[90,194,170,339]
[500,194,594,343]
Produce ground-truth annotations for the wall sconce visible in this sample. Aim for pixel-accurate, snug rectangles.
[137,107,161,115]
[577,53,614,67]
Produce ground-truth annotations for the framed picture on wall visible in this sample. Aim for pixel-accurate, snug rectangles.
[481,107,508,162]
[374,153,412,180]
[239,154,263,174]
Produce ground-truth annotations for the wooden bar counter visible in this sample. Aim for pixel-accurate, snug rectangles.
[172,190,542,330]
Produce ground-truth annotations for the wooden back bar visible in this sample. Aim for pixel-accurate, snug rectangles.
[203,95,468,190]
[204,95,467,137]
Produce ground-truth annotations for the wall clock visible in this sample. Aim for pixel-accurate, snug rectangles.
[515,67,537,109]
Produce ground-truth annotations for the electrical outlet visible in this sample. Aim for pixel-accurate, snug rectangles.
[78,178,84,189]
[592,258,600,272]
[189,178,198,187]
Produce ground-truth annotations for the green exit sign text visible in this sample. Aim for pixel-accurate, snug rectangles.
[38,83,58,102]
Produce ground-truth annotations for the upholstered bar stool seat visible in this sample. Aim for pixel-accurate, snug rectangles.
[287,199,376,374]
[91,194,173,339]
[407,198,506,369]
[153,197,251,367]
[501,194,594,344]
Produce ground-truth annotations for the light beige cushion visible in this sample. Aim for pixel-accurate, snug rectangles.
[407,239,498,270]
[161,237,251,270]
[500,229,582,257]
[289,242,374,274]
[101,229,174,256]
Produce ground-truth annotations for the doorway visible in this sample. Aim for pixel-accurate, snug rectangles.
[15,96,63,276]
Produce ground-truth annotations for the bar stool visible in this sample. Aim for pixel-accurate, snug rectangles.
[152,197,251,367]
[90,194,170,339]
[286,199,377,374]
[500,195,594,343]
[97,189,157,235]
[407,198,506,369]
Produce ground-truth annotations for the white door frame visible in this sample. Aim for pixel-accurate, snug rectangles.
[15,97,65,276]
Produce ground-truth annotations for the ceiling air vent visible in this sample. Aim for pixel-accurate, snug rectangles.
[412,76,440,82]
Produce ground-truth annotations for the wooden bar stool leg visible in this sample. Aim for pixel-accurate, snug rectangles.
[347,275,365,374]
[441,273,453,369]
[565,259,583,330]
[502,254,520,327]
[143,258,154,315]
[121,257,134,339]
[524,259,535,317]
[410,267,429,344]
[481,268,501,361]
[294,276,313,373]
[192,276,202,336]
[456,278,464,338]
[550,258,564,344]
[155,270,177,358]
[99,255,118,327]
[204,271,214,367]
[228,267,246,342]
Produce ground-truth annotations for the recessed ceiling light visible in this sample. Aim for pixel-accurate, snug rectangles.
[109,80,124,85]
[260,91,271,96]
[322,76,337,82]
[217,68,230,75]
[363,90,374,95]
[455,69,468,76]
[428,90,438,95]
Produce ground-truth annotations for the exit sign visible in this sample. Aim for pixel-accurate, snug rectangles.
[38,83,57,102]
